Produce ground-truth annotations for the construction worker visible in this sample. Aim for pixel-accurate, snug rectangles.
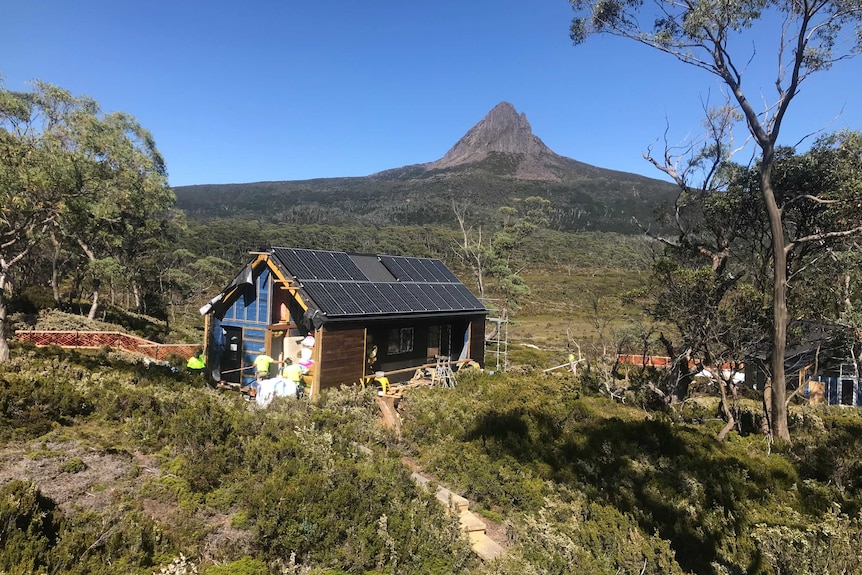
[282,358,304,398]
[245,353,282,398]
[186,348,205,376]
[253,353,282,381]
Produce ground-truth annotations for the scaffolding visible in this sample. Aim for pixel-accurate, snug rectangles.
[483,299,509,373]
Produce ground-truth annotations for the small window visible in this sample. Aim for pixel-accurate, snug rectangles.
[388,327,414,355]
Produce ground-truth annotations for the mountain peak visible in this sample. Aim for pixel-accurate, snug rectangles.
[426,102,561,180]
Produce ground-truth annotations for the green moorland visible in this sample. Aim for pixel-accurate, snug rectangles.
[3,340,862,575]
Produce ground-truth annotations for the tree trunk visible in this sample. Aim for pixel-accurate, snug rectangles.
[716,378,740,442]
[133,281,142,311]
[0,271,10,361]
[50,232,62,305]
[87,278,101,321]
[76,239,102,321]
[761,377,773,437]
[761,159,791,442]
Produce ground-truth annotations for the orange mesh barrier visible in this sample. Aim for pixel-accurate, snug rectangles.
[14,330,198,362]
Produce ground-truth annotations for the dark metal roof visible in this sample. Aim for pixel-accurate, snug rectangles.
[270,247,486,320]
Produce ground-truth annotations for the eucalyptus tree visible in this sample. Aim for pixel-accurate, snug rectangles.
[649,131,862,440]
[569,0,862,442]
[0,81,175,360]
[0,91,39,360]
[0,83,78,360]
[742,131,862,322]
[49,96,174,320]
[454,196,550,325]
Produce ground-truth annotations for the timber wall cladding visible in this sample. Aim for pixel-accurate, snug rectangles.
[319,326,366,389]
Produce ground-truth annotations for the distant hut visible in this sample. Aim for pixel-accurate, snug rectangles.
[199,248,487,398]
[744,320,860,406]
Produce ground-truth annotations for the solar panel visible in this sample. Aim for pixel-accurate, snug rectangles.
[389,283,426,311]
[305,251,335,280]
[418,284,449,310]
[303,282,346,315]
[325,283,365,314]
[303,281,484,317]
[430,259,460,282]
[396,283,431,311]
[415,258,442,282]
[329,251,367,281]
[274,248,368,281]
[358,283,398,313]
[401,258,422,281]
[445,284,484,310]
[342,283,382,313]
[432,284,462,310]
[274,248,316,279]
[452,284,485,309]
[411,259,431,281]
[379,256,410,281]
[380,255,464,283]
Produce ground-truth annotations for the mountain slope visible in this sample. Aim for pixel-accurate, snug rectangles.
[173,102,678,233]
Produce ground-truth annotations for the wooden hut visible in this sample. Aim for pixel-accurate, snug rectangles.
[200,248,487,399]
[744,320,859,405]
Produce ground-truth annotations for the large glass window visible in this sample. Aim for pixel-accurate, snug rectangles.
[388,327,414,355]
[427,324,452,358]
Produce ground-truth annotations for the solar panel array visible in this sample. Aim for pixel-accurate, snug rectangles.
[271,248,485,318]
[301,282,483,317]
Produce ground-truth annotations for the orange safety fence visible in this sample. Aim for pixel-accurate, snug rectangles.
[14,330,199,362]
[617,354,743,374]
[617,354,672,368]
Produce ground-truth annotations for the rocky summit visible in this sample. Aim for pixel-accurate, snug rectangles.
[426,102,563,180]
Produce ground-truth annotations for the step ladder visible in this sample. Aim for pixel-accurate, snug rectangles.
[433,356,457,388]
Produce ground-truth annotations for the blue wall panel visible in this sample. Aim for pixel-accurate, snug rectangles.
[209,265,276,388]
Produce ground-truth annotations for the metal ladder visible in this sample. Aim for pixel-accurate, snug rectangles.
[434,356,457,388]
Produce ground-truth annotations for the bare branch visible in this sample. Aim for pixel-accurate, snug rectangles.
[786,225,862,253]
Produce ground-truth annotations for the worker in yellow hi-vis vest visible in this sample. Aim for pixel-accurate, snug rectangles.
[250,354,283,396]
[186,348,205,376]
[283,358,304,398]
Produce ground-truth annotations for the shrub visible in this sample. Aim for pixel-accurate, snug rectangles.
[241,436,471,574]
[59,457,87,473]
[506,487,683,574]
[0,480,63,575]
[752,507,862,575]
[0,357,94,441]
[203,556,267,575]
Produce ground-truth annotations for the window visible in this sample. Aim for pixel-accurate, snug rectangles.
[388,327,414,355]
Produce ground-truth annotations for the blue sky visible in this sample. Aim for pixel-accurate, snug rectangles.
[3,0,860,187]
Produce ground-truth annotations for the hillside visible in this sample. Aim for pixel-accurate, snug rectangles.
[173,102,678,233]
[3,344,862,575]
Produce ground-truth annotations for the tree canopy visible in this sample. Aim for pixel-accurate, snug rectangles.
[0,81,180,360]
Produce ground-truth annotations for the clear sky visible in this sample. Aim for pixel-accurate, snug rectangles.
[3,0,860,187]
